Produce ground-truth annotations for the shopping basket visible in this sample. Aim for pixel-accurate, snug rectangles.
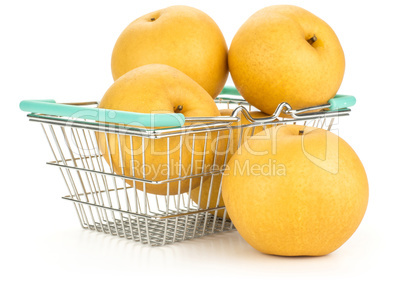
[19,86,356,246]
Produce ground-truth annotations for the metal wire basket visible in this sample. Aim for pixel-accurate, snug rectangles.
[19,86,355,246]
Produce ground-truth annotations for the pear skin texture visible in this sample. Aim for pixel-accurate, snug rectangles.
[190,109,272,217]
[228,5,345,114]
[96,64,223,195]
[111,5,228,98]
[219,108,271,160]
[189,174,227,218]
[222,125,369,256]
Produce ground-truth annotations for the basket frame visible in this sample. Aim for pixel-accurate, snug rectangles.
[23,95,351,246]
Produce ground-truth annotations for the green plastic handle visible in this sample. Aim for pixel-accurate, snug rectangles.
[19,99,185,127]
[328,95,356,111]
[220,85,241,95]
[219,87,356,111]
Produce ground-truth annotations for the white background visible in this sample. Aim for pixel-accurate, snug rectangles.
[1,0,401,281]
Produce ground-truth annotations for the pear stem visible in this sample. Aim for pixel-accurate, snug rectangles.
[150,17,156,21]
[175,105,183,113]
[307,34,317,45]
[299,130,304,135]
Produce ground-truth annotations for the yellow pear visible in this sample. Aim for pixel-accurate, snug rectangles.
[219,108,271,158]
[111,5,228,98]
[190,109,271,217]
[229,5,345,114]
[222,125,369,256]
[96,64,224,195]
[189,174,226,218]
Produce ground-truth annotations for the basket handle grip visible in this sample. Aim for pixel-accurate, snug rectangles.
[220,86,356,110]
[328,95,356,110]
[19,99,186,127]
[220,85,241,95]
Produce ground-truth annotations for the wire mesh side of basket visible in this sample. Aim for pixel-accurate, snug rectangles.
[39,120,236,246]
[31,99,345,246]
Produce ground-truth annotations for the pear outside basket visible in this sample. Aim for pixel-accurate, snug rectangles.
[19,86,355,246]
